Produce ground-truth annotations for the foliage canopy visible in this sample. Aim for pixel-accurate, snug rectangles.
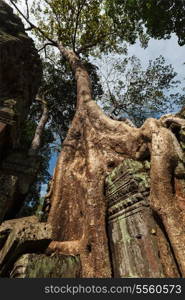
[106,0,185,46]
[31,0,127,55]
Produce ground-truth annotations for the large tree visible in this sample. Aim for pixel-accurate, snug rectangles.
[10,0,185,277]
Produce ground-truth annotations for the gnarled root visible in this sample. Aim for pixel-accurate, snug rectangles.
[46,233,86,256]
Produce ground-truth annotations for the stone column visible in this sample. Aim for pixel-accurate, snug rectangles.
[105,159,180,277]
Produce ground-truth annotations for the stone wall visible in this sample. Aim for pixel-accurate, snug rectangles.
[0,0,42,222]
[0,0,41,146]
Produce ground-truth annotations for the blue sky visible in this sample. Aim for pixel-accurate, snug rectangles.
[40,151,58,197]
[128,33,185,83]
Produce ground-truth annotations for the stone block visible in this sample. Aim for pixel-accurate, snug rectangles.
[0,216,52,276]
[105,159,164,277]
[10,253,81,278]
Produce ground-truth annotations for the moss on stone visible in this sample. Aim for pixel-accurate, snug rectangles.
[106,159,150,187]
[11,254,81,278]
[105,159,150,197]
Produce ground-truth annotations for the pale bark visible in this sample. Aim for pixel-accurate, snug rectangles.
[29,98,49,156]
[47,45,185,277]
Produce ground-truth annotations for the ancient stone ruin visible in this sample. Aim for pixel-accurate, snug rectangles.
[105,159,180,277]
[0,0,185,278]
[0,0,42,221]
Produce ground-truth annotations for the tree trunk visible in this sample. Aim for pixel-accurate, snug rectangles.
[47,45,185,277]
[29,99,49,156]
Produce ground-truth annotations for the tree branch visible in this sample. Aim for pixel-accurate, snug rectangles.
[76,41,99,54]
[76,28,117,54]
[25,25,35,31]
[38,43,55,52]
[35,96,48,106]
[160,114,185,128]
[44,0,61,28]
[9,0,57,47]
[29,95,49,156]
[24,0,29,19]
[72,0,87,52]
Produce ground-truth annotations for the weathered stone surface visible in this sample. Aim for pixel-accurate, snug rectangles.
[0,216,38,248]
[0,152,41,222]
[0,0,42,147]
[1,151,40,177]
[0,174,18,222]
[105,160,150,222]
[0,0,42,221]
[105,159,179,277]
[0,99,16,125]
[0,151,40,209]
[0,216,82,278]
[0,216,52,277]
[0,1,42,128]
[10,254,81,278]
